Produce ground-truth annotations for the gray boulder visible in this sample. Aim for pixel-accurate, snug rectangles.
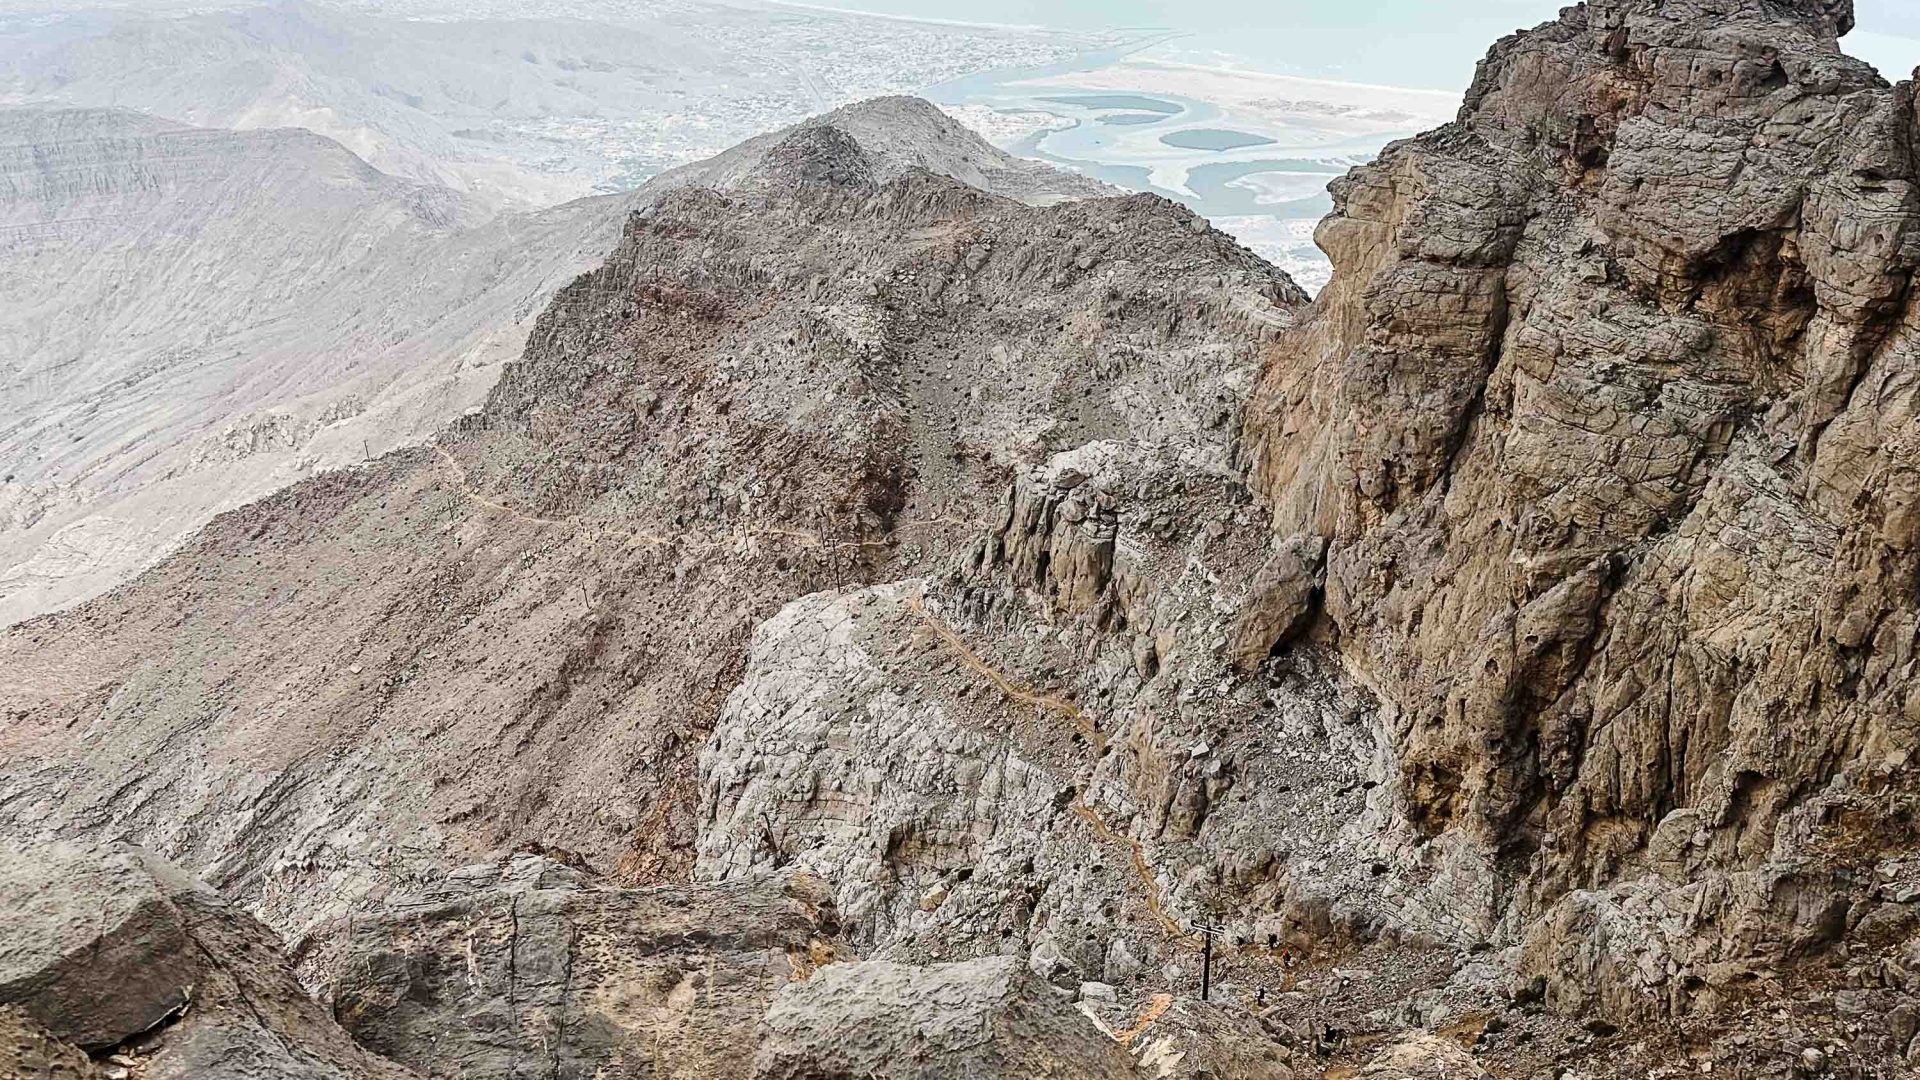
[0,843,203,1049]
[314,855,844,1080]
[0,842,416,1079]
[756,956,1137,1079]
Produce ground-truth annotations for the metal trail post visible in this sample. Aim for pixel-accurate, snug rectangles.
[1190,919,1224,1002]
[1202,932,1213,1001]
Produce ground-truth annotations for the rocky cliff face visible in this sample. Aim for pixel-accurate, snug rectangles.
[3,4,1919,1079]
[1245,0,1920,1040]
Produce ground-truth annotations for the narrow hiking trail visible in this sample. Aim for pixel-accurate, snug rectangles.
[433,442,913,555]
[1113,993,1174,1045]
[904,591,1203,953]
[433,444,1238,1023]
[905,593,1104,750]
[435,444,567,527]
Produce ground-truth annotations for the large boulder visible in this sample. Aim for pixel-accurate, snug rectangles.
[1228,533,1328,671]
[313,854,844,1080]
[0,841,416,1079]
[0,843,204,1049]
[755,956,1137,1079]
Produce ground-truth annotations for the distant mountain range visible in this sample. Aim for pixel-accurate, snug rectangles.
[0,98,1117,626]
[0,0,1119,209]
[0,105,634,624]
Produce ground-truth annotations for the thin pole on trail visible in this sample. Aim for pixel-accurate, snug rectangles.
[1191,919,1224,1001]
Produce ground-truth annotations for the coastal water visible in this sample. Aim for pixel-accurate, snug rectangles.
[924,36,1441,291]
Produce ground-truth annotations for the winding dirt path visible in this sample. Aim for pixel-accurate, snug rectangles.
[424,458,1211,1037]
[905,591,1200,956]
[1113,993,1174,1045]
[905,593,1103,750]
[433,442,908,554]
[434,444,567,527]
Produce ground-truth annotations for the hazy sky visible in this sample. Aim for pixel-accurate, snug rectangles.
[803,0,1920,90]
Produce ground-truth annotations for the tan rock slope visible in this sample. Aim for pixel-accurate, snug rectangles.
[0,98,1294,944]
[0,106,634,627]
[3,1,1920,1077]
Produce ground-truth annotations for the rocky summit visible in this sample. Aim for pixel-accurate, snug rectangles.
[0,5,1916,1080]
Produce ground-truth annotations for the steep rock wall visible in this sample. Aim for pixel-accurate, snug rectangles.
[1243,0,1920,1024]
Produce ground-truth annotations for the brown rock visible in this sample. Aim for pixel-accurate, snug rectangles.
[1244,0,1920,1042]
[1229,533,1327,670]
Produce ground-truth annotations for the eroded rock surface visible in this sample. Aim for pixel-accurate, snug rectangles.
[1236,0,1920,1069]
[0,842,416,1079]
[0,1007,94,1080]
[308,854,841,1080]
[1352,1033,1487,1080]
[755,957,1135,1080]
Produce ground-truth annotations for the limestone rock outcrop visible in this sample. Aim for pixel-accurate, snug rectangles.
[1239,0,1920,1052]
[1081,996,1298,1080]
[1352,1033,1486,1080]
[703,3,1920,1075]
[0,842,417,1079]
[755,957,1135,1080]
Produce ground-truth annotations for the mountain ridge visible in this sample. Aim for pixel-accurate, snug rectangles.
[4,2,1920,1077]
[0,104,637,626]
[0,96,1138,629]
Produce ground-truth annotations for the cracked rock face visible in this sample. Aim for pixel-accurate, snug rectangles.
[0,842,415,1079]
[310,854,843,1080]
[1244,0,1920,1049]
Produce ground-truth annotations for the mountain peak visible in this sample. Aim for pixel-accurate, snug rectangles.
[638,95,1114,207]
[741,122,879,191]
[1460,0,1882,160]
